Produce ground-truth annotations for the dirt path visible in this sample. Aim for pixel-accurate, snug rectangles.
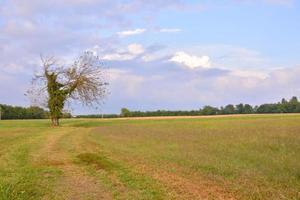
[30,127,236,200]
[33,128,112,200]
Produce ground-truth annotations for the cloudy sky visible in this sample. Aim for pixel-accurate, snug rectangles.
[0,0,300,114]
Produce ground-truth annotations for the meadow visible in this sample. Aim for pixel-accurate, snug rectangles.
[0,114,299,200]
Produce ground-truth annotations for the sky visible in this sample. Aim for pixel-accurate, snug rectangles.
[0,0,300,114]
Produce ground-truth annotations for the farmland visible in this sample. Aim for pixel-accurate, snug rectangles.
[0,114,299,200]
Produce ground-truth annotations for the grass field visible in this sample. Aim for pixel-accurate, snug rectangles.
[0,114,300,200]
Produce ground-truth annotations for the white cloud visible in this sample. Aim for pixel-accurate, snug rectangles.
[128,44,145,55]
[117,28,146,37]
[102,43,145,61]
[3,19,37,37]
[169,51,211,69]
[105,64,300,111]
[142,54,158,62]
[230,70,269,79]
[102,53,135,61]
[159,28,182,33]
[1,63,25,74]
[186,44,268,71]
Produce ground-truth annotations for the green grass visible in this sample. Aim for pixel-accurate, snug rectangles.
[0,114,300,199]
[0,127,61,200]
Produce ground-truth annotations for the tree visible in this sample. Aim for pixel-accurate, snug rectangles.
[121,108,131,117]
[28,52,108,126]
[201,106,219,115]
[281,98,288,104]
[223,104,235,114]
[288,96,299,113]
[235,103,244,114]
[243,104,254,114]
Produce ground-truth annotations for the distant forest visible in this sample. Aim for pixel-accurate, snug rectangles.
[0,104,71,120]
[78,96,300,118]
[1,96,300,120]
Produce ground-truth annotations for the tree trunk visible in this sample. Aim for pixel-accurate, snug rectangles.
[51,116,60,126]
[51,117,54,126]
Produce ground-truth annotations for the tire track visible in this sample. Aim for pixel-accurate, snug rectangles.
[32,128,112,200]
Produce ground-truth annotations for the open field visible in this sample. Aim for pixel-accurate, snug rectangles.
[0,114,300,200]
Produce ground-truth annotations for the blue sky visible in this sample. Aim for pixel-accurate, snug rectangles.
[0,0,300,114]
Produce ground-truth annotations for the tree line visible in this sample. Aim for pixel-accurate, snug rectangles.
[0,104,71,120]
[117,96,300,117]
[2,96,300,120]
[0,104,48,120]
[75,114,120,118]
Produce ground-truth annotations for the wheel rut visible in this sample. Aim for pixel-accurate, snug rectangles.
[33,128,112,200]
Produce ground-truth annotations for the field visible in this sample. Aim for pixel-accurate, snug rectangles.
[0,114,300,200]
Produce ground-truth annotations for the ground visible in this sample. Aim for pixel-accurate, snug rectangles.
[0,114,300,200]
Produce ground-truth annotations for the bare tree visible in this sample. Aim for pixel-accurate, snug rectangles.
[28,51,108,126]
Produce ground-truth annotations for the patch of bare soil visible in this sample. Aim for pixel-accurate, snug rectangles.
[33,129,112,200]
[52,165,111,200]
